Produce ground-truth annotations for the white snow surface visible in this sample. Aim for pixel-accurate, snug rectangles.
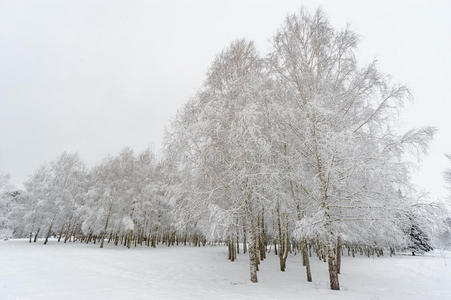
[0,240,450,300]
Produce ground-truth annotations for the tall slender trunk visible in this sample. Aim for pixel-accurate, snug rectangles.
[260,208,266,260]
[243,223,247,254]
[231,234,236,261]
[228,237,232,260]
[255,215,261,267]
[236,225,240,254]
[336,236,342,274]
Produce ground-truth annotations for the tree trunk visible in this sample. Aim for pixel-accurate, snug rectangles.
[100,202,113,248]
[302,239,312,282]
[254,232,260,270]
[33,228,40,243]
[277,203,288,271]
[44,222,53,245]
[246,211,258,282]
[336,236,342,274]
[260,209,266,261]
[231,235,236,261]
[255,216,261,268]
[71,225,78,242]
[64,222,72,243]
[327,243,340,290]
[236,226,240,254]
[243,224,247,254]
[127,231,132,249]
[248,224,258,283]
[57,224,65,242]
[228,237,232,260]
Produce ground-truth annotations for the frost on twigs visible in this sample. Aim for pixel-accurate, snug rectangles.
[1,6,448,292]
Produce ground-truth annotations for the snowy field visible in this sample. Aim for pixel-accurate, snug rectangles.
[0,240,450,300]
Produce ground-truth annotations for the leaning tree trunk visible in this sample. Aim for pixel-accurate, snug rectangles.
[43,222,53,245]
[57,223,65,242]
[34,228,40,242]
[29,218,36,243]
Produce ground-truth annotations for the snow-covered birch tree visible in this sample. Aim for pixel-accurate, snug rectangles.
[268,8,436,290]
[165,39,276,282]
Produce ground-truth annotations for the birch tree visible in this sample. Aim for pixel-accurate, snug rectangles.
[165,39,274,282]
[268,8,436,289]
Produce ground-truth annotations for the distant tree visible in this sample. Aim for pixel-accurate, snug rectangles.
[6,190,33,238]
[23,165,49,242]
[82,147,170,248]
[445,154,451,194]
[0,174,13,239]
[24,153,87,244]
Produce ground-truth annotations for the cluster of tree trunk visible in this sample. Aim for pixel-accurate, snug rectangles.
[28,206,403,294]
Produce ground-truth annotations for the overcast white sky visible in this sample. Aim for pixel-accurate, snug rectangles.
[0,0,450,200]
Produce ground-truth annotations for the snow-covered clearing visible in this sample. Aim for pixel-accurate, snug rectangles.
[0,240,450,300]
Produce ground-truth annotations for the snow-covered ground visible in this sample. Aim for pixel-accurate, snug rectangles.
[0,240,450,300]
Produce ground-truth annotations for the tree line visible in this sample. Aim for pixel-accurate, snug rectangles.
[0,8,449,291]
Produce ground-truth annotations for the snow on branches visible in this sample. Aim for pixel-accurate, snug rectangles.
[2,6,448,292]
